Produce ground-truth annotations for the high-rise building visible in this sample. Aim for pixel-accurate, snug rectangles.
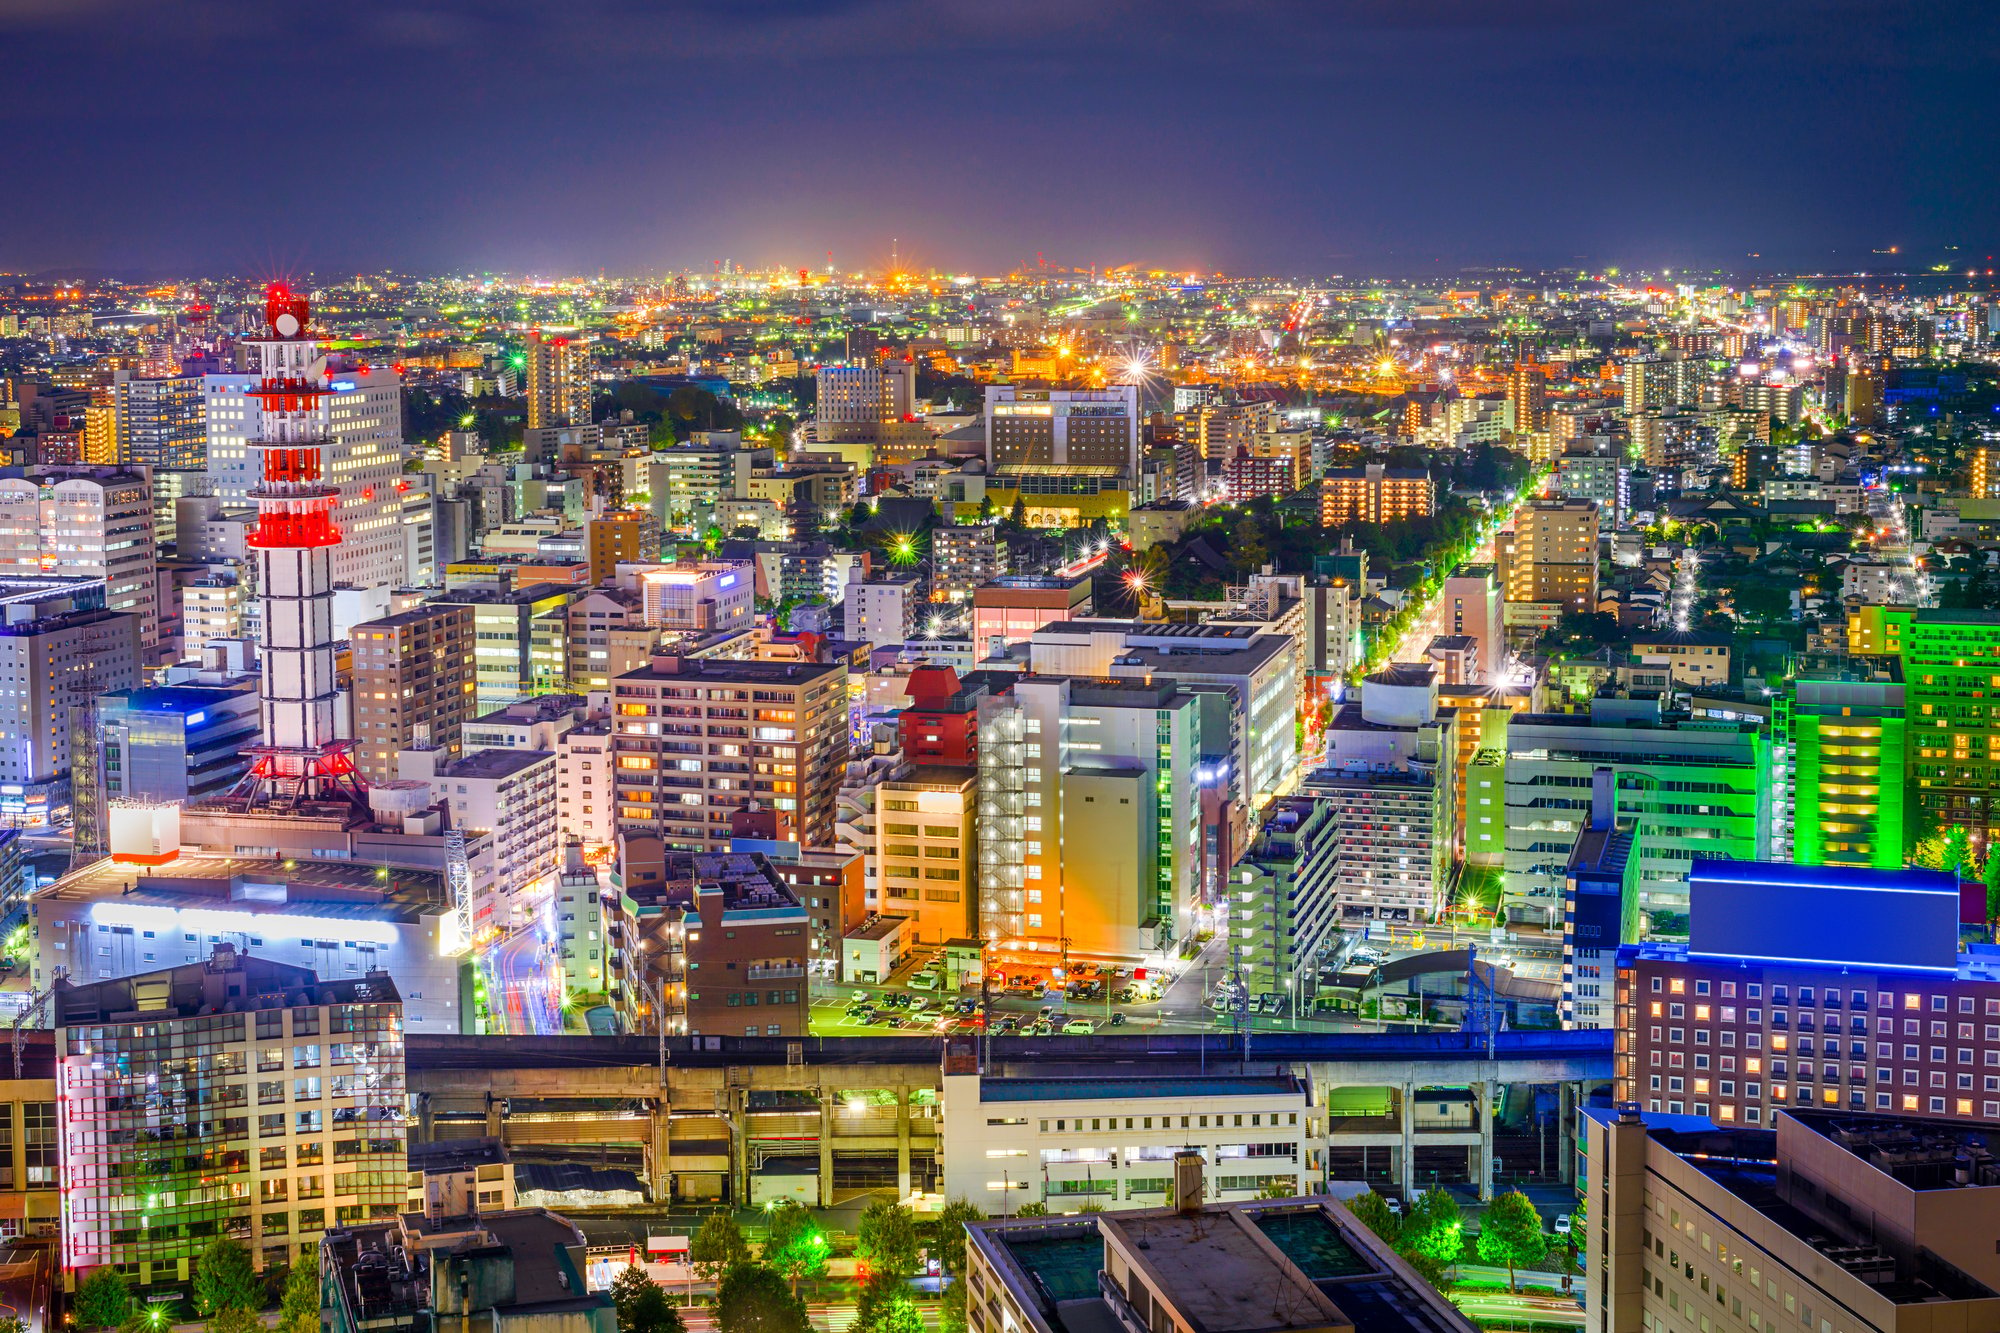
[99,681,260,806]
[1506,361,1548,434]
[563,588,657,692]
[1845,358,1884,426]
[429,583,575,710]
[1297,765,1453,925]
[1773,663,1906,869]
[874,767,978,944]
[1440,564,1503,681]
[1561,769,1639,1030]
[399,747,559,935]
[619,561,754,636]
[584,511,648,585]
[984,385,1140,480]
[1498,498,1599,612]
[55,948,405,1284]
[524,330,591,429]
[0,577,141,830]
[931,523,1008,603]
[1501,694,1770,924]
[974,676,1205,958]
[111,371,206,470]
[349,604,477,786]
[1319,462,1435,526]
[1585,1106,2000,1333]
[609,651,849,851]
[1613,859,2000,1128]
[843,569,920,647]
[204,293,406,590]
[0,466,159,650]
[815,359,915,441]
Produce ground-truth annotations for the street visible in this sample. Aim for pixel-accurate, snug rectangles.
[480,900,566,1036]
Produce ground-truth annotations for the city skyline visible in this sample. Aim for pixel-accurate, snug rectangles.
[5,0,1999,276]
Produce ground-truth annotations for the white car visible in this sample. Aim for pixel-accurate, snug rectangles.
[1554,1214,1573,1235]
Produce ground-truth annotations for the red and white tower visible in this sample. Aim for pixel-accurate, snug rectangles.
[233,283,367,808]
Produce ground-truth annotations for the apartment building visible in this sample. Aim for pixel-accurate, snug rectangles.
[399,747,559,936]
[609,652,849,852]
[349,604,477,785]
[874,767,978,943]
[0,466,158,650]
[558,720,615,854]
[1319,462,1434,526]
[1499,498,1599,612]
[932,524,1008,603]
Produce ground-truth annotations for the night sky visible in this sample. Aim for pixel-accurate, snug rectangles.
[6,0,1997,278]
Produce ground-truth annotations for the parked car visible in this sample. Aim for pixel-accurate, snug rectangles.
[1108,1012,1128,1026]
[1062,1019,1095,1035]
[997,1016,1020,1034]
[1554,1214,1572,1235]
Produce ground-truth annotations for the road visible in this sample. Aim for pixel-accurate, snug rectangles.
[481,901,566,1036]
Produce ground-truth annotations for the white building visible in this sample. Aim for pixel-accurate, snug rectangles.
[557,721,614,853]
[940,1068,1317,1211]
[554,843,610,995]
[843,569,920,647]
[0,468,159,651]
[0,579,142,828]
[616,561,754,635]
[399,747,560,934]
[204,360,408,591]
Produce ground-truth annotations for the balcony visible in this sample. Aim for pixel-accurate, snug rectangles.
[747,965,805,981]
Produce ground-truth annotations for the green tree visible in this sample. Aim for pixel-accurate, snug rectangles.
[927,1197,987,1283]
[194,1237,261,1316]
[0,1314,23,1333]
[761,1202,829,1293]
[715,1262,810,1333]
[73,1269,132,1332]
[279,1261,320,1333]
[1476,1190,1548,1293]
[977,494,996,522]
[612,1265,687,1333]
[850,1274,923,1333]
[940,1280,970,1333]
[856,1200,923,1280]
[1232,515,1269,574]
[1985,845,2000,927]
[207,1309,262,1333]
[691,1212,752,1284]
[1008,495,1028,530]
[1012,1201,1049,1217]
[1345,1191,1401,1245]
[1256,1180,1295,1199]
[1398,1187,1464,1274]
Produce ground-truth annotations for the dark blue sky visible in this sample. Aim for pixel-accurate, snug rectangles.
[5,0,1995,277]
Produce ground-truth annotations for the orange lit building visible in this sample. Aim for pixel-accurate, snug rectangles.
[1320,462,1434,526]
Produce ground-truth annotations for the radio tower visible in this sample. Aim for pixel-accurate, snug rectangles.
[228,283,368,811]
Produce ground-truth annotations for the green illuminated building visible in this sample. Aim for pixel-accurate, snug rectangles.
[1774,662,1907,869]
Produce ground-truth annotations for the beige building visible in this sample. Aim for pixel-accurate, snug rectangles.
[874,767,977,943]
[349,604,477,785]
[1586,1107,2000,1333]
[1500,498,1600,612]
[1320,462,1434,526]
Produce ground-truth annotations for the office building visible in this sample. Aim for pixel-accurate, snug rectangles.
[584,512,648,585]
[111,372,205,470]
[647,440,766,530]
[931,524,1008,603]
[1584,1107,2000,1333]
[610,844,809,1037]
[1614,859,2000,1126]
[874,766,978,943]
[815,360,915,441]
[56,949,405,1283]
[348,604,477,786]
[1499,498,1599,612]
[971,573,1094,652]
[1773,663,1906,869]
[1847,606,2000,856]
[203,288,406,591]
[618,560,754,636]
[608,651,849,851]
[975,676,1205,959]
[962,1193,1474,1333]
[0,578,141,828]
[1501,694,1770,924]
[0,467,159,650]
[524,330,591,429]
[430,583,574,710]
[99,681,259,806]
[181,573,247,652]
[1319,462,1435,526]
[984,385,1141,480]
[563,588,657,692]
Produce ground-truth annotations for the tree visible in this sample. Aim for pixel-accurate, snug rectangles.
[207,1309,262,1333]
[194,1237,261,1316]
[977,494,996,522]
[1345,1191,1401,1246]
[715,1262,810,1333]
[0,1314,22,1333]
[691,1212,752,1284]
[1985,845,2000,927]
[1232,515,1269,574]
[1008,495,1028,530]
[1256,1180,1295,1199]
[927,1198,987,1282]
[613,1265,687,1333]
[73,1269,132,1331]
[761,1202,828,1293]
[850,1274,924,1333]
[856,1200,923,1280]
[1398,1187,1464,1274]
[1476,1190,1548,1293]
[279,1261,320,1333]
[1012,1201,1049,1217]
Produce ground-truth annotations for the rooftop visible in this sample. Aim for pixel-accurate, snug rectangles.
[53,947,398,1025]
[440,747,555,779]
[37,851,449,924]
[975,1074,1306,1103]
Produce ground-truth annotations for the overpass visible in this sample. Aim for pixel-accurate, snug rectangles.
[405,1030,1612,1204]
